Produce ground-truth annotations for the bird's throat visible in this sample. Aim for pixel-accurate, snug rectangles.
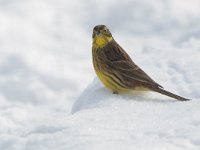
[93,36,113,48]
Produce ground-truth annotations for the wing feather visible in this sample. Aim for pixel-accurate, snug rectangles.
[98,40,162,88]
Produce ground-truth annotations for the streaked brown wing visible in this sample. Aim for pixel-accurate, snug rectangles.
[99,40,162,88]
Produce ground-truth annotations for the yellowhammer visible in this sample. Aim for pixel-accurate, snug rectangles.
[92,25,189,101]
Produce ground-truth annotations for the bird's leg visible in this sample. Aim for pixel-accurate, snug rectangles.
[113,90,118,94]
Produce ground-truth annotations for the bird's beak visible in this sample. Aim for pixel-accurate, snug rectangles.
[95,30,101,36]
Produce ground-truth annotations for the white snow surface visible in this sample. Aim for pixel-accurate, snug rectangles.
[0,0,200,150]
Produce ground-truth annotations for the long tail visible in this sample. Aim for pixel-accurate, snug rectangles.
[152,88,190,101]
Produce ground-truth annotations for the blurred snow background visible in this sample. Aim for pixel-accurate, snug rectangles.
[0,0,200,149]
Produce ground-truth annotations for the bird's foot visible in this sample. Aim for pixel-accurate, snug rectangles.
[113,91,118,94]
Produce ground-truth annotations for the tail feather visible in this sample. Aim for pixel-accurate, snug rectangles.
[152,88,190,101]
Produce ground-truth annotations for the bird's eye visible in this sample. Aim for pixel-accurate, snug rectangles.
[103,29,107,33]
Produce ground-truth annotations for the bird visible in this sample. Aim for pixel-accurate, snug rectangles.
[92,25,190,101]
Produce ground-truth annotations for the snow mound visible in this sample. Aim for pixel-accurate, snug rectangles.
[72,78,186,113]
[71,78,200,150]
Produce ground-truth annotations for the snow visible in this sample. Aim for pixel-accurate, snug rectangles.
[72,78,200,150]
[0,0,200,150]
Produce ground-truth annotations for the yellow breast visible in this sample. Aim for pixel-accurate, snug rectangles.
[93,36,112,48]
[96,70,130,92]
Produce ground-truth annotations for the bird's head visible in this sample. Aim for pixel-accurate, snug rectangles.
[92,25,113,48]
